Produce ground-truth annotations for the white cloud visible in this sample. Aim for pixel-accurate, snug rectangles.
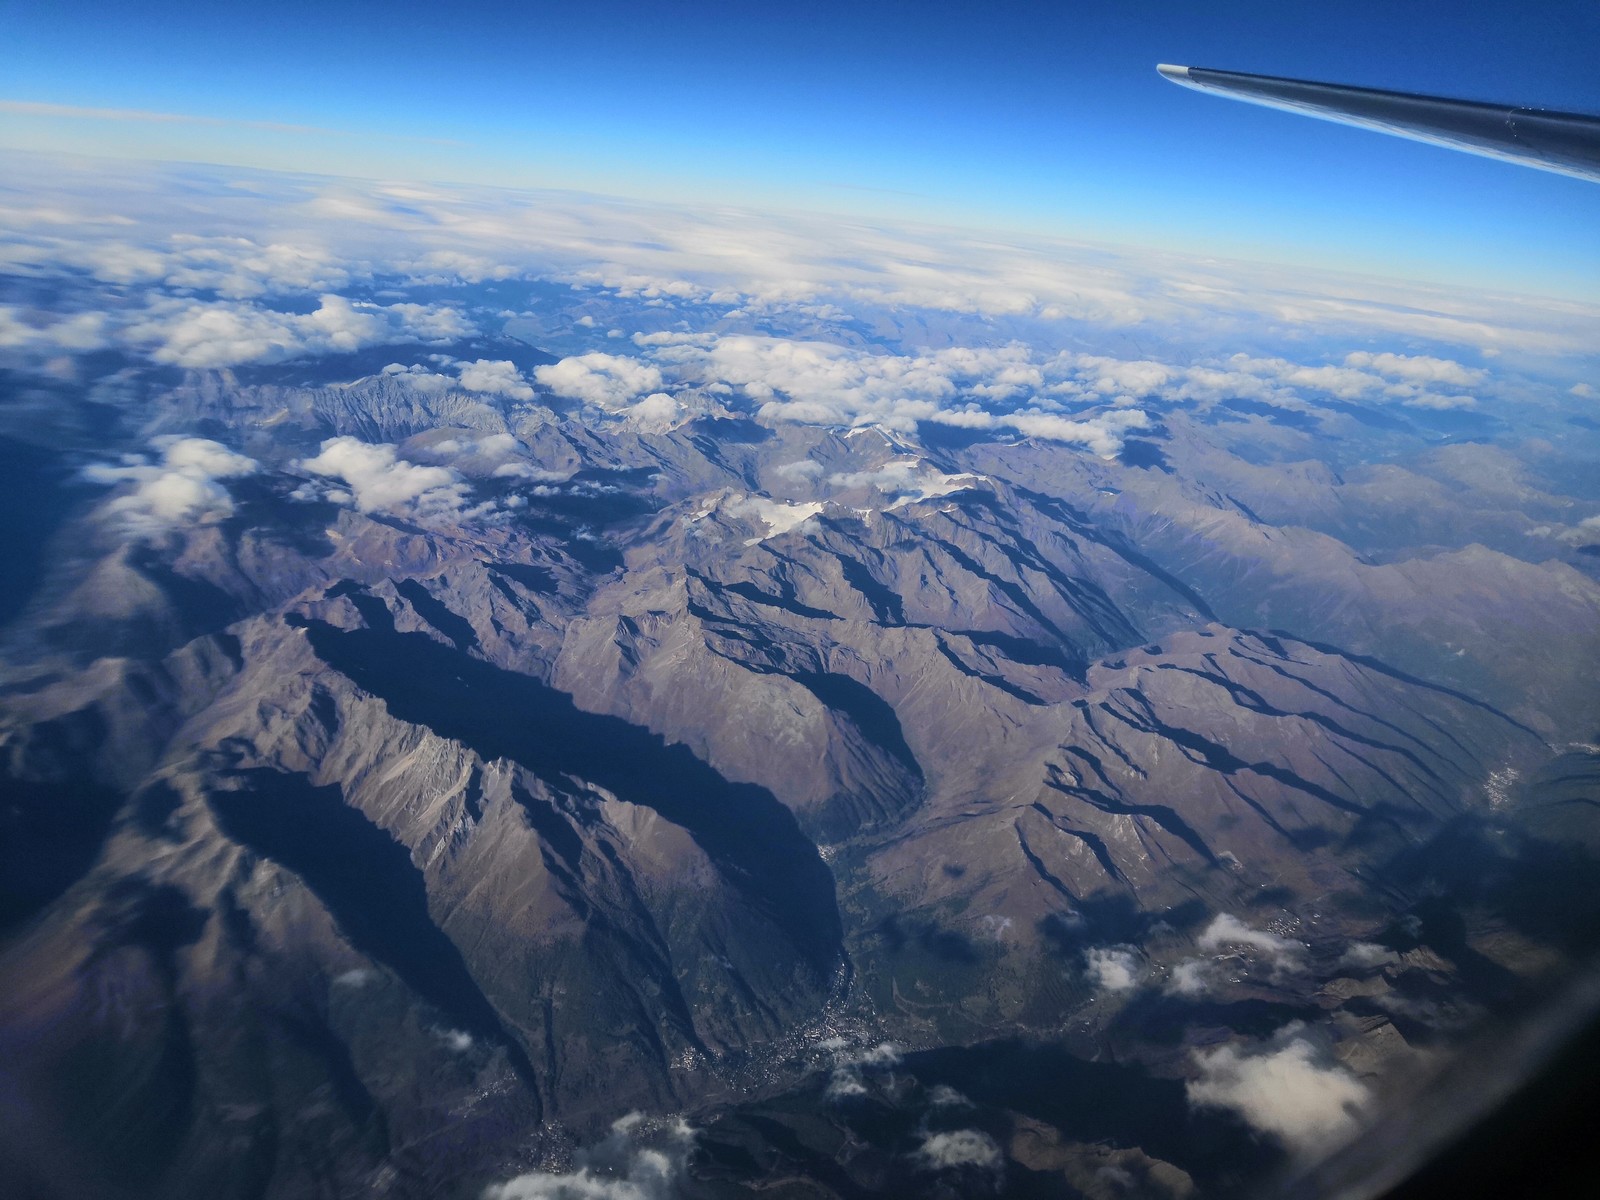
[825,1069,869,1100]
[928,1084,973,1109]
[1085,945,1141,992]
[647,335,1150,455]
[823,1040,902,1102]
[1069,355,1177,399]
[1197,914,1307,973]
[378,362,456,393]
[627,391,684,429]
[1007,408,1150,456]
[483,1113,694,1200]
[1187,1027,1369,1153]
[493,461,569,482]
[298,436,479,518]
[855,1042,902,1068]
[1338,941,1400,970]
[1344,351,1485,388]
[1165,915,1308,996]
[535,352,664,408]
[162,236,352,299]
[11,157,1597,368]
[457,358,535,400]
[0,305,112,353]
[1562,515,1600,547]
[1214,353,1479,410]
[914,1129,1002,1172]
[85,436,258,533]
[123,294,471,368]
[775,459,824,481]
[1166,959,1212,997]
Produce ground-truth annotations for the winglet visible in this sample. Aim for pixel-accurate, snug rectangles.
[1151,61,1600,182]
[1156,64,1207,95]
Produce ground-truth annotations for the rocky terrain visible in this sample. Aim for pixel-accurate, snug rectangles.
[3,160,1599,1199]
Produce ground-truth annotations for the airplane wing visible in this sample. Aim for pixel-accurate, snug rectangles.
[1156,64,1600,183]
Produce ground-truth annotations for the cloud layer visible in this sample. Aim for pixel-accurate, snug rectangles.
[126,294,471,368]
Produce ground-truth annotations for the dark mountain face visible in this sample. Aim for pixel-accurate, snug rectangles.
[3,169,1600,1200]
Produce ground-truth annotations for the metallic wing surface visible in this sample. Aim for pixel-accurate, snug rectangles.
[1156,63,1600,183]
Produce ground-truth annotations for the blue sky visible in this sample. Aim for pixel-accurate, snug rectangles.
[3,0,1597,296]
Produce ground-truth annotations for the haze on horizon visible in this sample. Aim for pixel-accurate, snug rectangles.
[2,0,1598,296]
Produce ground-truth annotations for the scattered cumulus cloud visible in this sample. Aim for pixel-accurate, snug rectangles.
[1166,959,1213,997]
[1165,914,1308,995]
[914,1128,1003,1172]
[161,236,353,299]
[1085,945,1142,992]
[775,459,824,481]
[928,1084,973,1109]
[1197,913,1307,971]
[123,294,471,368]
[375,358,534,400]
[1546,514,1600,549]
[483,1112,694,1200]
[1187,1025,1369,1153]
[1343,351,1485,388]
[1338,941,1400,970]
[457,358,535,399]
[822,1040,902,1101]
[0,304,112,354]
[645,334,1150,455]
[535,351,664,409]
[85,436,257,533]
[297,436,490,519]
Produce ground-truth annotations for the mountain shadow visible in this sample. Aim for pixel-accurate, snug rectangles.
[208,768,539,1090]
[286,616,844,976]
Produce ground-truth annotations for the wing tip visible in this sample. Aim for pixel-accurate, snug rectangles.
[1156,63,1191,82]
